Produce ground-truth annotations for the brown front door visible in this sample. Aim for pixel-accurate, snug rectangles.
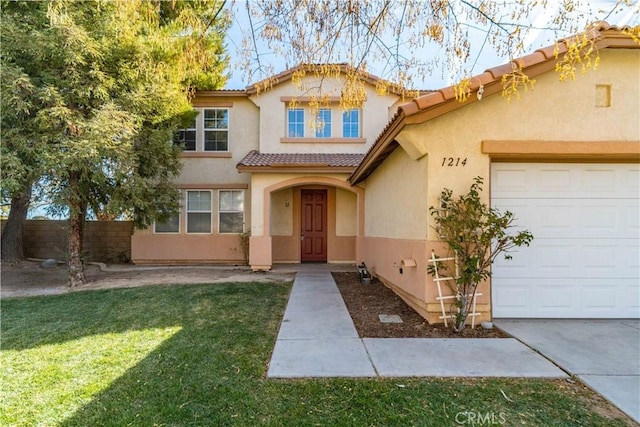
[300,189,327,262]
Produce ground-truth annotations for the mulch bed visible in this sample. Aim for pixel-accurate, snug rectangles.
[332,272,508,338]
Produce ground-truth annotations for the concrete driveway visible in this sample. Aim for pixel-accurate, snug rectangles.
[496,319,640,423]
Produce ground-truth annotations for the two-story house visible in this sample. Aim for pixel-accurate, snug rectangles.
[132,24,639,324]
[131,64,407,267]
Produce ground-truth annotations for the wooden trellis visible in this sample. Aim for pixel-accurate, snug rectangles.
[428,251,482,328]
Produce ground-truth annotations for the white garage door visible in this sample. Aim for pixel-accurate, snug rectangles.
[491,163,640,318]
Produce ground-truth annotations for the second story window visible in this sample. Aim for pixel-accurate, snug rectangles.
[288,108,304,138]
[174,117,197,151]
[315,108,332,138]
[204,108,229,151]
[174,108,230,153]
[342,109,360,138]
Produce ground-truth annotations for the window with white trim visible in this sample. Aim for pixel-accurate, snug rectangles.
[287,108,304,137]
[219,190,244,234]
[342,109,360,138]
[204,108,229,151]
[173,117,197,151]
[154,214,180,233]
[315,108,332,138]
[187,190,212,233]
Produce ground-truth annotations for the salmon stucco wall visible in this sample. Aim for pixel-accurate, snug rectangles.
[249,173,363,267]
[132,234,246,265]
[269,185,358,263]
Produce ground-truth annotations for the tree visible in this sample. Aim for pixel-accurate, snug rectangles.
[1,0,229,286]
[234,0,639,104]
[428,177,533,333]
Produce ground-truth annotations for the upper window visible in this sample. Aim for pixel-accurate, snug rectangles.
[174,108,229,152]
[219,190,244,234]
[315,108,332,138]
[342,109,360,138]
[287,108,305,138]
[173,117,197,151]
[204,109,229,151]
[186,191,212,233]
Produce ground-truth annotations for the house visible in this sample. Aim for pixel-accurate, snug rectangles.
[350,23,639,322]
[131,64,408,267]
[132,23,639,322]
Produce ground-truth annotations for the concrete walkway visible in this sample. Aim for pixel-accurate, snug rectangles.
[496,319,640,423]
[267,270,566,379]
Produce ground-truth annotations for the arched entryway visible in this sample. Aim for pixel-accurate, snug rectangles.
[249,176,364,269]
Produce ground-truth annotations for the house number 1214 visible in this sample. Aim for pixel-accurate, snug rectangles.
[442,157,467,167]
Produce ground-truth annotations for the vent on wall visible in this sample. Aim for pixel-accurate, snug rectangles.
[595,84,611,108]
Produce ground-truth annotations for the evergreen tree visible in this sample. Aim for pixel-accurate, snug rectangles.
[1,0,229,286]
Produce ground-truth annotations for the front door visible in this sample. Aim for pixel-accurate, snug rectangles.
[300,189,327,262]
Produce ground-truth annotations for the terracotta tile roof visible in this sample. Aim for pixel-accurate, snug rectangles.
[237,150,365,172]
[349,23,639,185]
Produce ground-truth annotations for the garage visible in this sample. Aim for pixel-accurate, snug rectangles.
[491,162,640,318]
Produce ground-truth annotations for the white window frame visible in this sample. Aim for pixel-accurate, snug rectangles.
[186,190,212,234]
[315,108,332,138]
[287,108,305,138]
[174,117,197,151]
[154,213,181,234]
[203,108,229,152]
[218,190,245,234]
[342,108,361,138]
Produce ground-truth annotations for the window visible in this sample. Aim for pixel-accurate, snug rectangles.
[187,191,212,233]
[154,214,180,233]
[219,190,244,233]
[174,117,197,151]
[288,108,305,137]
[315,108,332,138]
[343,109,360,138]
[204,108,229,151]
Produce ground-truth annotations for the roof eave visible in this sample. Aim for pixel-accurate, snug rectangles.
[349,110,406,185]
[237,165,357,174]
[348,26,639,185]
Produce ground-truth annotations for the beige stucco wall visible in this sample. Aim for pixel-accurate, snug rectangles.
[397,48,640,239]
[363,148,429,240]
[132,95,257,264]
[177,96,258,185]
[336,188,357,236]
[361,47,639,323]
[249,74,402,154]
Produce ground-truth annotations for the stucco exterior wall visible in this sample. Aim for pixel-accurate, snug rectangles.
[336,188,357,236]
[177,95,258,185]
[249,75,402,154]
[132,95,256,264]
[248,173,363,267]
[361,48,639,323]
[397,48,640,240]
[363,148,429,240]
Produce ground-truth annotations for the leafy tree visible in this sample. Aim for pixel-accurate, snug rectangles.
[235,0,639,104]
[1,0,229,286]
[428,177,533,333]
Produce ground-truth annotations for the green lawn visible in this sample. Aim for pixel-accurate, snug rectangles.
[0,282,632,426]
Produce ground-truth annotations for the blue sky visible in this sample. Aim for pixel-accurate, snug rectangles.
[223,0,639,90]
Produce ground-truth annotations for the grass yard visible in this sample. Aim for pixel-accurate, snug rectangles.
[1,282,632,426]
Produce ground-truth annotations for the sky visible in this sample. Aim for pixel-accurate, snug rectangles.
[223,0,639,90]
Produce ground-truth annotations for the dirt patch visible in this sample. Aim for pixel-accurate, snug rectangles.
[333,272,507,338]
[0,261,294,298]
